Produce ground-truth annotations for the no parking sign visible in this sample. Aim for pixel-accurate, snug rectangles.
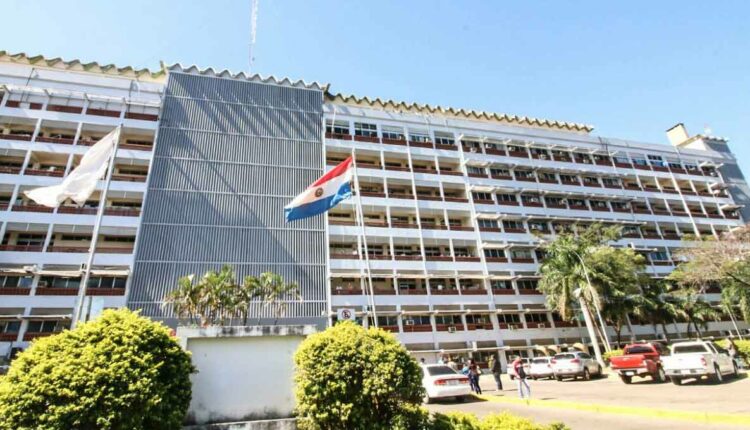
[337,308,356,321]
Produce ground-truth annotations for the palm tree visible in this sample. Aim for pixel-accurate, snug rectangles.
[539,224,623,364]
[255,272,302,325]
[164,274,201,325]
[670,285,719,338]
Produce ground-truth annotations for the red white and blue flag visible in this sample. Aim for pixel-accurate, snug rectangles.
[285,157,353,222]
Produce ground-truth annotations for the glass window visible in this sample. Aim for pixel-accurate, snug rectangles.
[354,122,377,137]
[497,194,517,202]
[434,132,455,146]
[484,249,505,258]
[409,131,431,143]
[325,120,349,135]
[491,280,512,290]
[381,126,405,140]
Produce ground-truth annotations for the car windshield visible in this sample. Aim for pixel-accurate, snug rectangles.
[554,353,576,360]
[426,366,458,376]
[625,346,653,354]
[673,344,709,354]
[532,358,549,364]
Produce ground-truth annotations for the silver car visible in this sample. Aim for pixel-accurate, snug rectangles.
[552,351,602,381]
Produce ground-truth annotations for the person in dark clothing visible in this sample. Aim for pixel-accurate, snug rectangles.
[488,354,503,390]
[468,359,482,394]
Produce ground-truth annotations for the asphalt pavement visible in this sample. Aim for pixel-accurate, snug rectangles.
[424,370,750,430]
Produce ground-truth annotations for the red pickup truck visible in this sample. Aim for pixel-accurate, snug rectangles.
[609,342,669,384]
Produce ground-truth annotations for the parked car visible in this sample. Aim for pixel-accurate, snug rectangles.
[421,364,473,403]
[508,357,530,380]
[610,342,669,384]
[552,351,602,381]
[529,357,554,380]
[662,341,738,385]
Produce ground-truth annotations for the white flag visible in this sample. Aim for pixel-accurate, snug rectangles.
[25,127,120,208]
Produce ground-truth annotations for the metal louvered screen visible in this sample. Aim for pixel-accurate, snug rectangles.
[127,72,326,327]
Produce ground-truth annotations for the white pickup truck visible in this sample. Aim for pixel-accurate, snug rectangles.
[662,341,738,385]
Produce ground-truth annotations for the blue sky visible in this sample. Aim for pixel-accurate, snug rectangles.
[3,0,748,171]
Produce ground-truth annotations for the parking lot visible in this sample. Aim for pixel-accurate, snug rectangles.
[425,370,750,430]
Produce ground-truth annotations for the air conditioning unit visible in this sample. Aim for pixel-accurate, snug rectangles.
[538,323,546,329]
[405,320,415,326]
[508,324,517,331]
[448,326,456,333]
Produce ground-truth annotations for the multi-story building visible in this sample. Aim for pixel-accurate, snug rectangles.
[1,51,747,365]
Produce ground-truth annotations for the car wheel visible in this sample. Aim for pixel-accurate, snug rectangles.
[555,375,563,381]
[596,365,603,377]
[620,374,632,384]
[583,368,591,381]
[424,395,433,404]
[456,395,467,402]
[671,377,682,386]
[710,365,723,384]
[655,366,666,383]
[732,363,739,379]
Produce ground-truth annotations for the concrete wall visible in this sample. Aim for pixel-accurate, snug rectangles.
[178,325,316,426]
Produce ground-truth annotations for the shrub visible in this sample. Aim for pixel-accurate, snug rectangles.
[602,348,624,364]
[431,411,481,430]
[480,412,570,430]
[294,321,424,430]
[716,339,750,364]
[0,309,194,430]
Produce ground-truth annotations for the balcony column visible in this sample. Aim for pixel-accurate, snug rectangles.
[72,121,83,146]
[118,97,127,121]
[41,224,54,252]
[14,317,29,344]
[0,89,9,107]
[30,117,43,142]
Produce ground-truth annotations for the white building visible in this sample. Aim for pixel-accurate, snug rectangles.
[0,51,747,364]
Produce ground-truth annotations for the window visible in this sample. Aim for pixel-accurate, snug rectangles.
[394,246,419,256]
[0,321,21,333]
[611,201,628,210]
[539,172,557,181]
[560,174,578,183]
[491,167,510,177]
[354,122,377,137]
[435,315,462,325]
[472,192,492,201]
[498,313,521,324]
[16,234,45,246]
[478,219,497,228]
[632,156,649,166]
[590,200,608,209]
[613,155,630,164]
[528,221,547,232]
[521,194,541,204]
[381,126,405,140]
[325,120,349,135]
[466,314,490,324]
[491,280,512,290]
[516,279,538,290]
[526,313,548,323]
[511,249,533,260]
[546,196,564,206]
[515,170,534,179]
[60,234,91,242]
[39,276,80,289]
[484,249,505,258]
[409,131,431,143]
[467,166,485,175]
[403,315,431,326]
[568,198,586,207]
[582,176,599,185]
[503,220,524,230]
[667,160,682,169]
[27,320,68,333]
[434,132,455,146]
[377,315,398,326]
[0,275,33,288]
[453,247,471,257]
[104,236,135,243]
[650,250,670,261]
[648,154,666,167]
[602,177,620,187]
[87,276,127,289]
[497,194,517,203]
[462,140,481,149]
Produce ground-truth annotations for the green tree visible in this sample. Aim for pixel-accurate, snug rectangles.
[294,321,423,430]
[638,280,681,342]
[0,309,194,430]
[255,272,302,325]
[538,224,642,361]
[670,285,719,338]
[669,226,750,324]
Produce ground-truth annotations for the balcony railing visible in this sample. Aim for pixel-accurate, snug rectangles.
[0,287,31,295]
[36,287,78,296]
[86,287,126,296]
[353,135,380,144]
[12,203,53,213]
[0,244,43,252]
[0,333,18,341]
[25,169,64,177]
[36,136,75,145]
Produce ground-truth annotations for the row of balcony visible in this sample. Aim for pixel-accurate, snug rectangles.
[3,97,159,122]
[324,123,720,179]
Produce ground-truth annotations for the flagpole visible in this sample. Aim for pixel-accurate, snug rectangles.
[351,149,377,327]
[71,125,122,328]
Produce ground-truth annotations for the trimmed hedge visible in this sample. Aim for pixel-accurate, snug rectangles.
[0,309,194,430]
[602,349,624,364]
[294,321,424,429]
[431,412,569,430]
[716,339,750,364]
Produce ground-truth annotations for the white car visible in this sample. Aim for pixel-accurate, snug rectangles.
[552,351,602,381]
[529,357,554,380]
[421,364,472,403]
[508,358,530,380]
[662,341,739,385]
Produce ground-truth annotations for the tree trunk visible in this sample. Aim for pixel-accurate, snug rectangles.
[694,320,703,338]
[686,318,692,339]
[625,314,636,343]
[660,323,671,342]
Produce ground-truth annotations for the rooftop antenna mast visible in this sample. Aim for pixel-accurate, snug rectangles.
[249,0,259,72]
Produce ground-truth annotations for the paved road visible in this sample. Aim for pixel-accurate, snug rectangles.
[425,371,750,430]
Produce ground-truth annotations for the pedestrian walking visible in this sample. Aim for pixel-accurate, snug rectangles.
[512,356,530,399]
[727,339,742,369]
[489,354,503,391]
[447,356,458,372]
[468,359,482,394]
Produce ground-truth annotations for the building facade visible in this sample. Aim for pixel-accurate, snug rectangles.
[0,51,747,363]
